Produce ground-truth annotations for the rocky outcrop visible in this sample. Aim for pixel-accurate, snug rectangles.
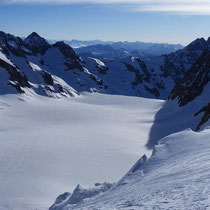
[24,32,51,55]
[195,103,210,131]
[169,49,210,106]
[0,58,30,93]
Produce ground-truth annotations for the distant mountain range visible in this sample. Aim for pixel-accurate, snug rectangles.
[0,31,208,100]
[48,39,183,59]
[48,39,114,48]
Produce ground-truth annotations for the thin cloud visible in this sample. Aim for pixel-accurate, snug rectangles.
[134,3,210,15]
[5,0,210,4]
[3,0,210,15]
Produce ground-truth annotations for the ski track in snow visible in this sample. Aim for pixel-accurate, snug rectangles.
[0,93,164,210]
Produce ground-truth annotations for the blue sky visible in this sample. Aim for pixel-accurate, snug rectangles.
[0,0,210,45]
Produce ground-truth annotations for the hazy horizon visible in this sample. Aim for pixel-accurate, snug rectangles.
[1,1,210,45]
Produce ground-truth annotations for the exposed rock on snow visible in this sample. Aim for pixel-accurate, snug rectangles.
[195,103,210,131]
[169,49,210,106]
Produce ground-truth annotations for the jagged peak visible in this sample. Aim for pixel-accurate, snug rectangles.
[0,31,25,57]
[25,32,44,40]
[53,41,79,60]
[0,31,22,42]
[186,37,208,50]
[191,37,206,44]
[169,49,210,106]
[53,41,69,48]
[24,32,50,55]
[24,32,49,46]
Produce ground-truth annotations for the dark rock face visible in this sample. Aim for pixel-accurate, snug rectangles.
[24,32,51,55]
[64,61,83,71]
[53,41,84,72]
[169,50,210,106]
[53,41,79,60]
[144,85,160,98]
[0,58,31,93]
[42,71,54,86]
[125,62,143,86]
[137,59,150,82]
[0,31,26,57]
[96,64,108,75]
[195,103,210,131]
[185,38,208,52]
[161,37,210,82]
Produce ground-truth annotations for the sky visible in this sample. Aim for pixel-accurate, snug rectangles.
[0,0,210,45]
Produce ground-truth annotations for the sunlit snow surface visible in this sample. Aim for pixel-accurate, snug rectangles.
[0,93,164,210]
[67,128,210,210]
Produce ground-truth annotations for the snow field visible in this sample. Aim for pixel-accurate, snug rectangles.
[0,93,164,209]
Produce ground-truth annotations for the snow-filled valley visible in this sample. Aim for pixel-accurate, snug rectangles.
[0,30,209,210]
[0,93,164,210]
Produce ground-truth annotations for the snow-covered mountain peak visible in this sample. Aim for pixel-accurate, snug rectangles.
[24,32,51,55]
[52,41,79,60]
[0,31,25,57]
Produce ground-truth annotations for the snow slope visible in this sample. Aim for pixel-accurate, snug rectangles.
[0,93,163,210]
[58,128,210,210]
[147,49,210,148]
[147,83,210,149]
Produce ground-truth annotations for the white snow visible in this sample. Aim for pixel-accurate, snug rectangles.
[29,62,42,71]
[147,83,210,148]
[0,51,15,67]
[88,57,105,67]
[0,93,163,210]
[7,40,18,49]
[68,127,210,209]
